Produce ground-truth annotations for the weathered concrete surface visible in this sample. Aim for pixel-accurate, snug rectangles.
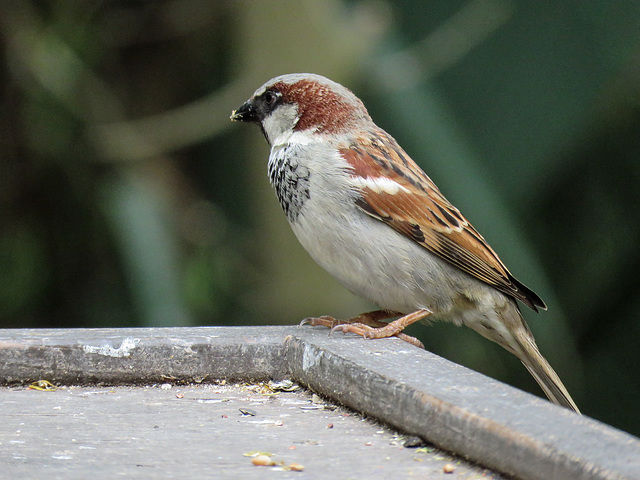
[0,383,502,479]
[286,332,640,480]
[1,326,639,480]
[0,326,288,385]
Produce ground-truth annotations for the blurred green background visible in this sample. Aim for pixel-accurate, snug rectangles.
[1,0,639,435]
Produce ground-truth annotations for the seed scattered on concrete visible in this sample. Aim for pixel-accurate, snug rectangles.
[251,455,275,466]
[288,462,304,471]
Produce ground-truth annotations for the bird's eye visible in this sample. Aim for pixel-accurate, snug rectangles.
[263,91,278,107]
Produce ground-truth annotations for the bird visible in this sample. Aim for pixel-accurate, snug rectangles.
[230,73,579,413]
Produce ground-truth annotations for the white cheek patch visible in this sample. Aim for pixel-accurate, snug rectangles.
[351,175,410,195]
[262,104,299,146]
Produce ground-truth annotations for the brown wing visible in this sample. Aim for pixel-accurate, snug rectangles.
[341,129,546,312]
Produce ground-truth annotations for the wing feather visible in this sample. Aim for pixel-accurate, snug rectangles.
[342,129,546,312]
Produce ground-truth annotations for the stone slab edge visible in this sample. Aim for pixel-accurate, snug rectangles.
[0,325,638,480]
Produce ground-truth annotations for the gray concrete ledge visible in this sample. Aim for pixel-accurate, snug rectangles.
[2,384,505,479]
[1,326,638,480]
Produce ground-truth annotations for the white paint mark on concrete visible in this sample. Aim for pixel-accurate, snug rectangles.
[82,337,140,357]
[302,345,323,371]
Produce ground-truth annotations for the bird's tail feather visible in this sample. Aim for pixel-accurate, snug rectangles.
[470,303,580,413]
[513,328,580,413]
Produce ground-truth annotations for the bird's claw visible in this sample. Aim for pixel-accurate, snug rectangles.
[299,315,339,329]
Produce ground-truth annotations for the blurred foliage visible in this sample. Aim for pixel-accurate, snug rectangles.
[1,0,639,435]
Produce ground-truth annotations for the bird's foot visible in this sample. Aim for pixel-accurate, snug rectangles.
[301,309,428,349]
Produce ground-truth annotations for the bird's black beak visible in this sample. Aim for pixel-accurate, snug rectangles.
[230,100,259,123]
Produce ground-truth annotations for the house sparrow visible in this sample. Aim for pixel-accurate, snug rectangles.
[231,73,579,413]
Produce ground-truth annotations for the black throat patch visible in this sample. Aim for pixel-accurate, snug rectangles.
[267,150,311,223]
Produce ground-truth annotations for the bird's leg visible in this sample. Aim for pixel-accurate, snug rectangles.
[331,308,432,349]
[301,310,426,349]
